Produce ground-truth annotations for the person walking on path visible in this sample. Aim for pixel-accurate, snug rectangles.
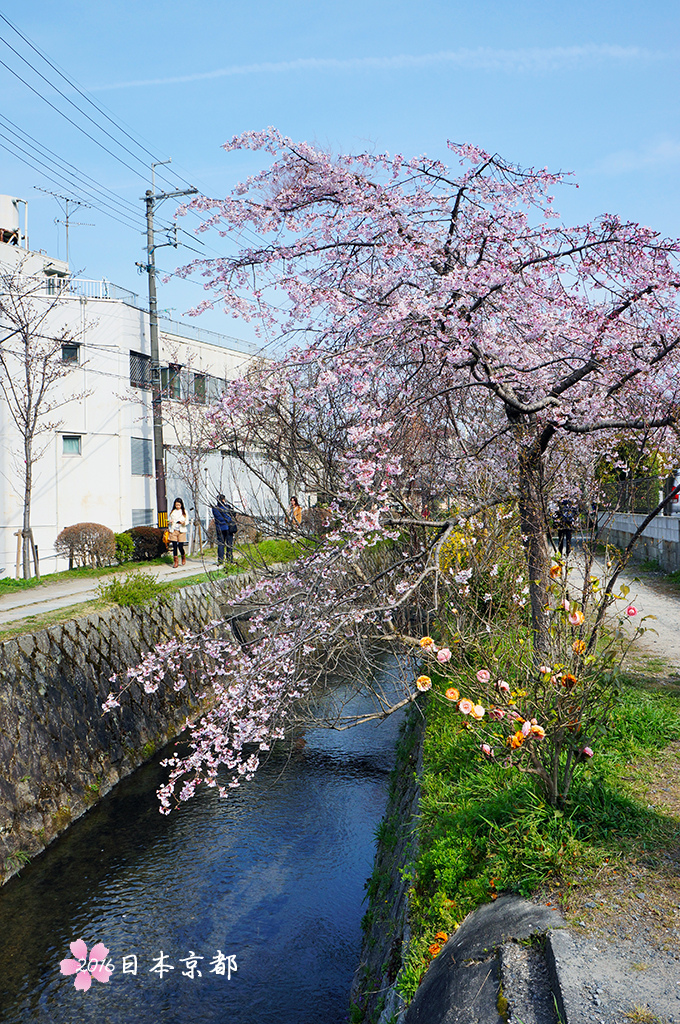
[212,494,237,565]
[553,497,580,557]
[168,497,189,568]
[289,495,302,527]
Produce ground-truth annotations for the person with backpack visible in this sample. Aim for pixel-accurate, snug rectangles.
[212,494,237,565]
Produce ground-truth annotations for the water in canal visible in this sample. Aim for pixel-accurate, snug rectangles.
[0,678,406,1023]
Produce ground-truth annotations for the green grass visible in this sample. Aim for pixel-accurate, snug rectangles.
[397,672,680,1002]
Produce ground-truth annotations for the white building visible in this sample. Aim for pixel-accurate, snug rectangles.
[0,196,286,577]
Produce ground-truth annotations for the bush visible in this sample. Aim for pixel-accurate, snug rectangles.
[125,526,167,561]
[114,532,135,563]
[55,523,116,569]
[98,570,162,607]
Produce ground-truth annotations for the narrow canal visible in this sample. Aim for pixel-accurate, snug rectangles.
[0,677,406,1023]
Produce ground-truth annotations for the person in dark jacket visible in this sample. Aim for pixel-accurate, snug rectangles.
[212,494,237,564]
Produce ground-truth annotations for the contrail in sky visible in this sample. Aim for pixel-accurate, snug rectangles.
[91,45,670,91]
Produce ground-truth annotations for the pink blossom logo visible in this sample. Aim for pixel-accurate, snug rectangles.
[60,939,112,991]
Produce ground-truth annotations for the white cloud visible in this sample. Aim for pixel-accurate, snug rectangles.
[90,44,670,92]
[592,139,680,175]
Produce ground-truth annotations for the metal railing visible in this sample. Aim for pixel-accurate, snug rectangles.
[43,276,140,305]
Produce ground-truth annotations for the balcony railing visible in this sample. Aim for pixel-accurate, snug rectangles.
[44,276,140,305]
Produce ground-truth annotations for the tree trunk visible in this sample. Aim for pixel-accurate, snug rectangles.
[517,434,551,658]
[22,437,33,580]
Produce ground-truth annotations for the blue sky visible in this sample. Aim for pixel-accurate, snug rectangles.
[1,0,679,339]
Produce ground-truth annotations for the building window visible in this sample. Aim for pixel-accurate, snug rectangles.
[207,374,225,403]
[193,373,206,403]
[131,436,153,476]
[130,350,152,390]
[61,342,80,364]
[161,363,182,400]
[131,508,154,527]
[62,434,82,455]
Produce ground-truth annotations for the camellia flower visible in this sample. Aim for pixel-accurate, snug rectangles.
[437,647,452,663]
[434,931,448,943]
[562,673,578,689]
[60,939,111,992]
[488,707,506,720]
[626,605,638,617]
[497,679,511,693]
[568,609,585,626]
[531,724,546,738]
[420,636,436,650]
[471,704,485,720]
[563,598,571,612]
[445,687,460,702]
[572,639,586,655]
[416,675,432,692]
[507,730,525,749]
[581,746,594,758]
[549,563,561,578]
[458,698,474,715]
[521,720,532,737]
[480,743,494,758]
[539,665,551,674]
[476,669,491,684]
[428,943,441,957]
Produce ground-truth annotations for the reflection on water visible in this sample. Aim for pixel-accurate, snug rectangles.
[0,675,405,1024]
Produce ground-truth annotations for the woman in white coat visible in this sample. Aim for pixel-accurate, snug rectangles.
[168,497,189,567]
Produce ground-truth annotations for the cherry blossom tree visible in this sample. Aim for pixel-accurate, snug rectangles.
[105,132,680,810]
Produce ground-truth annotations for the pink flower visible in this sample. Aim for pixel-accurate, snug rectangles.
[458,698,474,715]
[581,746,594,758]
[480,743,494,758]
[626,605,638,617]
[497,680,510,693]
[60,939,111,992]
[521,720,532,737]
[488,707,506,720]
[476,669,491,684]
[437,648,452,663]
[568,609,585,626]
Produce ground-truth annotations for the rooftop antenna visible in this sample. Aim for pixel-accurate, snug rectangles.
[34,187,92,266]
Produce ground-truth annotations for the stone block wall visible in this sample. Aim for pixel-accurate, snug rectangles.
[599,512,680,572]
[0,574,253,884]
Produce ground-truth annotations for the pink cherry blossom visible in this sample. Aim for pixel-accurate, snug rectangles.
[60,940,111,992]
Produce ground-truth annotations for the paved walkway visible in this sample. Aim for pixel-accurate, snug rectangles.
[566,551,680,674]
[0,556,221,625]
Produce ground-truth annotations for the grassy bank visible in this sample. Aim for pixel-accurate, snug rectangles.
[398,665,680,1001]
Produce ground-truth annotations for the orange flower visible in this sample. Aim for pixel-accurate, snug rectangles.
[550,563,561,578]
[561,673,578,689]
[420,636,435,649]
[428,943,441,957]
[530,724,546,738]
[471,704,485,720]
[416,675,432,692]
[572,639,586,655]
[434,931,448,943]
[445,687,460,702]
[507,730,525,749]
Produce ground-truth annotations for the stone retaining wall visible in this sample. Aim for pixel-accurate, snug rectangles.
[599,512,680,572]
[0,573,253,885]
[350,707,424,1024]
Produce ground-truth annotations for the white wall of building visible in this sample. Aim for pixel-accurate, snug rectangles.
[0,240,283,576]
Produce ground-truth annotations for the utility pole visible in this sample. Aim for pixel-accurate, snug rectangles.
[138,160,197,528]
